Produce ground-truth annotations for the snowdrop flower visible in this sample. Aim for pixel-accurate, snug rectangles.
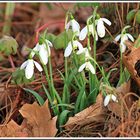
[79,24,98,41]
[78,61,95,74]
[65,19,80,36]
[64,40,83,57]
[20,59,43,79]
[79,17,111,41]
[96,18,111,38]
[115,33,134,53]
[30,39,53,65]
[104,94,118,106]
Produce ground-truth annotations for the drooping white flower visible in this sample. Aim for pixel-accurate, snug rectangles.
[77,47,93,61]
[104,94,118,106]
[30,39,53,65]
[96,18,111,38]
[64,40,83,57]
[20,59,43,79]
[78,61,95,74]
[79,24,98,41]
[115,33,134,53]
[65,19,80,36]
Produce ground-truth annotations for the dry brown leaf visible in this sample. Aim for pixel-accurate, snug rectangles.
[116,80,131,95]
[64,93,107,130]
[19,100,57,137]
[0,120,28,137]
[123,41,140,88]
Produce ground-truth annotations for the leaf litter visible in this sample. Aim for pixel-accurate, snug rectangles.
[0,3,140,138]
[0,100,57,137]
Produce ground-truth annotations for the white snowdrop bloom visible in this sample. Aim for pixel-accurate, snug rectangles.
[64,40,83,57]
[79,24,98,41]
[96,18,111,38]
[78,61,95,74]
[20,59,43,79]
[115,33,134,53]
[65,19,80,36]
[77,48,90,59]
[104,94,118,106]
[30,39,53,65]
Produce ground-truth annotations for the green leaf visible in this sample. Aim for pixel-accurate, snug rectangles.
[53,29,73,49]
[76,3,100,8]
[0,36,18,56]
[75,85,85,114]
[136,10,140,24]
[79,92,88,112]
[23,88,45,106]
[117,68,130,87]
[87,88,97,105]
[46,33,57,43]
[11,68,34,85]
[134,35,140,48]
[58,110,70,131]
[126,9,137,23]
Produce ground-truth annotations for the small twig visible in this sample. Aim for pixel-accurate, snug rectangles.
[8,55,15,69]
[115,3,123,29]
[35,20,64,43]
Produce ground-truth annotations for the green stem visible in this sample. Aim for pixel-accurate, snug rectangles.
[73,53,84,86]
[3,3,15,35]
[48,57,54,87]
[119,51,123,86]
[42,64,53,96]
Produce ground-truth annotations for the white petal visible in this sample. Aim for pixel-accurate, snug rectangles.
[65,21,70,31]
[79,26,88,40]
[126,33,134,42]
[86,62,95,74]
[30,43,40,58]
[64,42,73,57]
[25,59,34,79]
[104,95,111,106]
[73,40,83,50]
[78,63,86,72]
[72,19,80,35]
[20,60,28,70]
[39,46,48,65]
[46,40,53,47]
[120,42,126,53]
[34,60,43,72]
[76,48,85,55]
[101,18,111,26]
[115,34,121,42]
[111,95,117,102]
[121,34,128,42]
[97,19,105,38]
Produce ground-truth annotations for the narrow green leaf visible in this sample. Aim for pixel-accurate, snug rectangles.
[79,92,88,112]
[58,110,70,131]
[23,88,45,106]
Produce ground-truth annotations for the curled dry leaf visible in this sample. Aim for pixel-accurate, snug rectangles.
[123,40,140,88]
[108,81,135,117]
[19,100,58,137]
[64,93,107,130]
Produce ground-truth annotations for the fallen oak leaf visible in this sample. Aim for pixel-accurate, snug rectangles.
[64,93,107,130]
[19,100,57,137]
